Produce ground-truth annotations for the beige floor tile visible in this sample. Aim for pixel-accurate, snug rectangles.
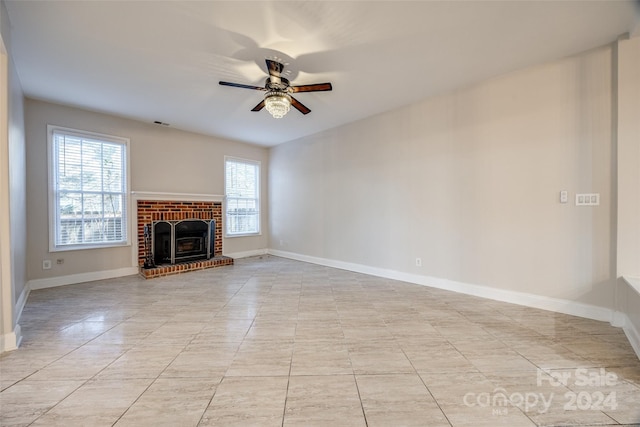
[113,377,219,426]
[87,320,165,346]
[603,386,640,425]
[224,340,293,376]
[608,365,640,387]
[199,376,288,426]
[96,345,185,379]
[0,347,71,390]
[384,319,439,337]
[0,380,84,426]
[484,368,566,390]
[28,378,152,426]
[526,408,618,426]
[290,340,352,375]
[347,341,415,375]
[295,320,345,340]
[192,319,253,343]
[518,353,591,370]
[213,305,259,320]
[465,353,539,373]
[160,342,239,379]
[245,320,297,340]
[284,375,366,426]
[419,371,495,406]
[447,337,511,354]
[356,374,450,426]
[439,403,536,427]
[169,310,218,323]
[341,325,395,341]
[137,322,206,346]
[404,344,478,373]
[566,378,640,424]
[26,345,128,381]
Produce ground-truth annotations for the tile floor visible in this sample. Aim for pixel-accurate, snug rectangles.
[1,255,639,426]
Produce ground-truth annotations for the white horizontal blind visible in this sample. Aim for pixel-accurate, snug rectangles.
[225,158,260,235]
[51,128,128,249]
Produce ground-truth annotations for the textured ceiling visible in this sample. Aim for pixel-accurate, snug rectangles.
[4,1,639,146]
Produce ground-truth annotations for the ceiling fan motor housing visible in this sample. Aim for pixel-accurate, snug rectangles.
[265,77,290,91]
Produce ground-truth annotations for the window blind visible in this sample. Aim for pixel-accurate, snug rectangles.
[225,158,260,236]
[51,128,128,249]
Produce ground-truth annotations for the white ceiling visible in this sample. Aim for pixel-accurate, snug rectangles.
[4,1,639,147]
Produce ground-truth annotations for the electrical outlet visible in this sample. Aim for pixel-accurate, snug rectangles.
[415,258,422,267]
[42,260,52,270]
[56,258,64,265]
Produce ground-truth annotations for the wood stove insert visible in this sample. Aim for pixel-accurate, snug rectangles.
[152,219,215,265]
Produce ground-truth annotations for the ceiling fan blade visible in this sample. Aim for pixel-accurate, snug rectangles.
[251,100,265,112]
[290,96,311,115]
[265,59,284,84]
[290,83,333,93]
[219,81,266,91]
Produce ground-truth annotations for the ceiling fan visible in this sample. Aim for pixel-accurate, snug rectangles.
[219,59,332,119]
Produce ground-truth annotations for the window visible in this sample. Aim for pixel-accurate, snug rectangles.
[48,125,130,251]
[225,157,260,236]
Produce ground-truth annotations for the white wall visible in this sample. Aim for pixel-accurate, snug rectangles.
[270,45,615,312]
[25,100,269,283]
[616,35,640,278]
[0,0,26,352]
[7,22,25,308]
[615,35,640,358]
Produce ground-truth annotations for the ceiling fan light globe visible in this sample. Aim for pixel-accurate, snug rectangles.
[264,91,292,119]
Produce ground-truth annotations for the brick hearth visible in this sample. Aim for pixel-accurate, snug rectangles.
[136,200,233,278]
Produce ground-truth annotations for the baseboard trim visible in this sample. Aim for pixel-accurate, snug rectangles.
[225,249,269,259]
[27,267,139,291]
[622,313,640,360]
[622,275,640,295]
[15,286,30,323]
[0,324,21,353]
[267,249,612,323]
[611,310,626,328]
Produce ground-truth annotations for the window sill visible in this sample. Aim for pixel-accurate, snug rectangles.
[224,232,262,239]
[50,242,131,252]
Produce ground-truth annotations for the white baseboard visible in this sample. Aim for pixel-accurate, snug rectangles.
[27,267,139,291]
[0,324,21,353]
[15,285,30,323]
[616,277,640,359]
[268,249,612,323]
[611,311,626,328]
[622,275,640,294]
[622,314,640,360]
[225,249,268,259]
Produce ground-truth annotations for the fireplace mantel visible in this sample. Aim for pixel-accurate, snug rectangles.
[131,191,224,203]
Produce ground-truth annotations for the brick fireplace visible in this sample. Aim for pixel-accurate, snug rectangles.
[136,199,233,278]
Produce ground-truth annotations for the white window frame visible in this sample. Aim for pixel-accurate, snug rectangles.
[47,125,131,252]
[224,156,261,237]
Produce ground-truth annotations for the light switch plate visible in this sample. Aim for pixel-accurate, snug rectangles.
[576,193,599,206]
